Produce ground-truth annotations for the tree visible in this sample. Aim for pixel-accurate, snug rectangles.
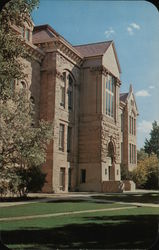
[144,121,159,158]
[132,154,159,190]
[0,0,53,197]
[137,148,148,161]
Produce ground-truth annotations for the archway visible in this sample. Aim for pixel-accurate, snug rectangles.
[107,140,116,180]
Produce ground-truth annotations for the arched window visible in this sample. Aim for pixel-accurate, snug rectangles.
[68,74,73,110]
[108,141,115,164]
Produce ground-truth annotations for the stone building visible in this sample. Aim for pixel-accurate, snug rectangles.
[20,23,138,193]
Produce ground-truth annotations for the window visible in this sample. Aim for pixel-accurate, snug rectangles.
[129,143,132,163]
[68,74,73,110]
[59,124,64,151]
[131,117,134,135]
[60,86,65,107]
[134,119,136,135]
[129,143,136,164]
[129,116,131,134]
[105,75,115,118]
[121,114,123,132]
[80,169,86,183]
[105,169,107,175]
[67,126,72,152]
[25,29,30,41]
[59,168,65,190]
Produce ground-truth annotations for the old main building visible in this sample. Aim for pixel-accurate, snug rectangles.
[20,22,138,193]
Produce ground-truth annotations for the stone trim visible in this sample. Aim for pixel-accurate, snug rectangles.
[90,65,121,85]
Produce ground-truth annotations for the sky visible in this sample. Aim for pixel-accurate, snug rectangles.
[32,0,159,149]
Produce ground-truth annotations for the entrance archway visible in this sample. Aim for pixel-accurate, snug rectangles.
[107,140,116,180]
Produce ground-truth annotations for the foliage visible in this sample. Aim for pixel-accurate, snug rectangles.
[132,154,159,190]
[0,0,53,197]
[137,148,148,161]
[120,164,132,180]
[144,121,159,158]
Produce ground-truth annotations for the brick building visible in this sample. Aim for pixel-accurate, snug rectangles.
[20,23,138,193]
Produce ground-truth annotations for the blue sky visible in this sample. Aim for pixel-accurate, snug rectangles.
[32,0,159,149]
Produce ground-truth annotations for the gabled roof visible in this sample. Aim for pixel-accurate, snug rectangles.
[74,41,112,57]
[120,93,128,103]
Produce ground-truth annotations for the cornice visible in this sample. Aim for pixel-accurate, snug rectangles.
[90,65,121,85]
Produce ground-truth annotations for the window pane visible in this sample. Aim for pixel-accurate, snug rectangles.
[80,169,86,183]
[60,86,65,107]
[59,124,64,151]
[67,127,72,152]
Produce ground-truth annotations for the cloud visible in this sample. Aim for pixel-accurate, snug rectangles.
[127,27,134,36]
[149,85,155,89]
[104,27,115,38]
[137,120,152,133]
[130,23,141,30]
[135,90,151,97]
[127,22,140,35]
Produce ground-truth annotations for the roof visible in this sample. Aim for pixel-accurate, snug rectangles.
[74,41,112,57]
[120,93,128,102]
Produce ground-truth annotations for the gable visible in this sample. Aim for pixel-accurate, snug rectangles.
[33,25,58,44]
[128,92,138,115]
[102,43,120,78]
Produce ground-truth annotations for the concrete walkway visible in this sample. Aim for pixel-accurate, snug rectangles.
[0,206,137,222]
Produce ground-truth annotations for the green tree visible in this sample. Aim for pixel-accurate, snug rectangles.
[132,154,159,190]
[144,121,159,158]
[137,148,148,161]
[0,0,53,197]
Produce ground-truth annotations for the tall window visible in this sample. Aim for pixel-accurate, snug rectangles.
[121,114,123,132]
[129,143,132,163]
[68,74,73,110]
[129,143,136,164]
[105,75,115,118]
[59,168,65,190]
[59,124,64,151]
[80,169,86,183]
[129,115,136,136]
[67,126,72,152]
[25,29,30,41]
[60,72,66,108]
[134,119,136,135]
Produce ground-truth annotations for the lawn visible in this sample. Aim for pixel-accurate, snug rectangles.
[0,198,159,250]
[0,200,127,218]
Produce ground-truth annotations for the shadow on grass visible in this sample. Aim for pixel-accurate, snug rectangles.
[2,214,159,249]
[91,192,159,204]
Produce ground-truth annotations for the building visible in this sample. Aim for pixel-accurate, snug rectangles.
[18,22,138,193]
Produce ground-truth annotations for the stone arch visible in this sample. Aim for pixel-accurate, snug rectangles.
[107,138,116,164]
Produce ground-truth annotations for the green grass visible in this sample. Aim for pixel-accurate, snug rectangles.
[0,200,128,218]
[0,199,159,250]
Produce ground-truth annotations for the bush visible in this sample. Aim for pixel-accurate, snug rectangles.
[132,154,159,190]
[15,166,46,197]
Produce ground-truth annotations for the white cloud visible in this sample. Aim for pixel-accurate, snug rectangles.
[104,27,115,38]
[149,85,155,89]
[130,23,141,30]
[127,27,134,36]
[137,120,152,133]
[135,90,151,97]
[127,22,141,36]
